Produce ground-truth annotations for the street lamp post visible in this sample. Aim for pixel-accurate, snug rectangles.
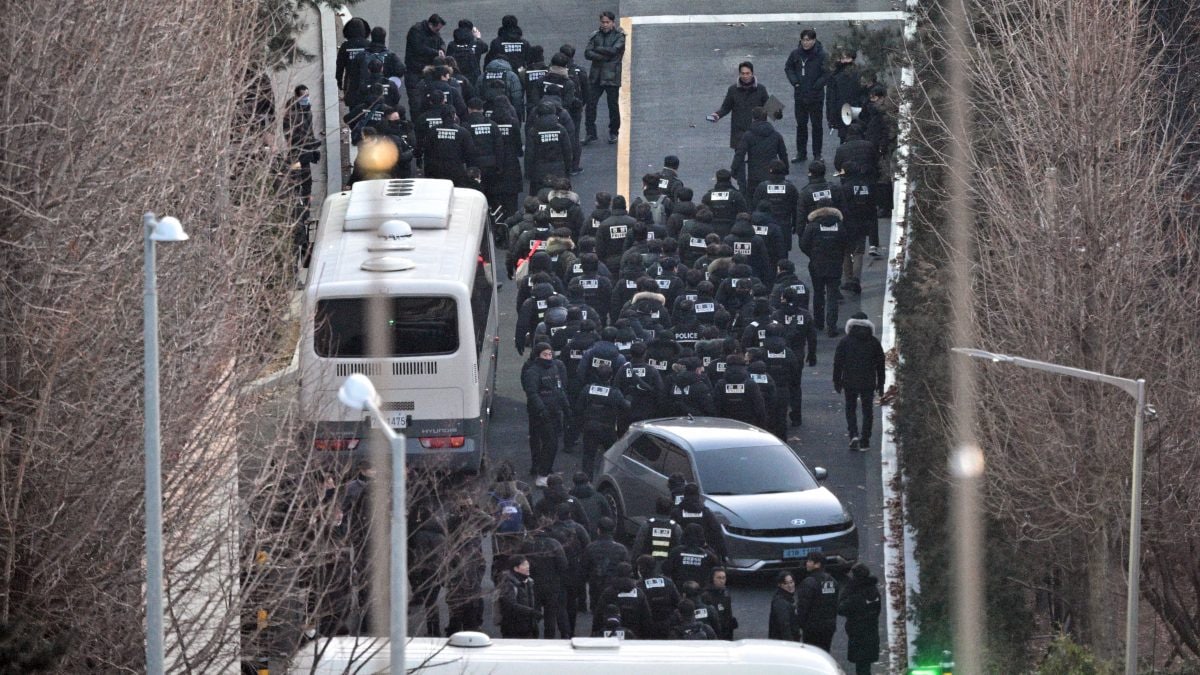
[338,374,406,673]
[143,212,189,675]
[951,347,1148,675]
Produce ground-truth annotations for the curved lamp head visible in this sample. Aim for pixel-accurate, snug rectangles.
[150,216,189,242]
[338,373,380,411]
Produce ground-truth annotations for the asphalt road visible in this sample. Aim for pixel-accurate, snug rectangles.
[385,3,901,670]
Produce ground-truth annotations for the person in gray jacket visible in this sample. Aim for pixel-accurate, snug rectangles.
[477,56,525,118]
[583,11,626,144]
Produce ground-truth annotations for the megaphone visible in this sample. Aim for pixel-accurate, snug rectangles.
[841,103,863,126]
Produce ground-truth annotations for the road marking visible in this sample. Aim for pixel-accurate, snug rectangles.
[630,12,907,25]
[618,16,633,200]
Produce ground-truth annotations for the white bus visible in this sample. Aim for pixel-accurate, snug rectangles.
[298,179,499,472]
[288,633,845,674]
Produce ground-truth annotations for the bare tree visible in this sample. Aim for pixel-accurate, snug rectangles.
[0,0,315,669]
[911,0,1200,665]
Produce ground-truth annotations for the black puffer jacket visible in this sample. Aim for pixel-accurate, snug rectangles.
[520,529,569,593]
[662,527,720,587]
[784,40,828,105]
[701,180,748,237]
[825,61,866,130]
[798,207,850,278]
[838,572,882,664]
[670,499,728,561]
[834,137,879,182]
[521,354,570,414]
[584,27,626,87]
[336,18,372,96]
[464,111,500,169]
[490,101,525,194]
[488,25,531,71]
[731,120,789,189]
[723,217,770,283]
[769,586,799,641]
[714,366,767,428]
[665,369,715,416]
[524,110,572,185]
[833,316,886,393]
[448,26,488,83]
[752,178,800,240]
[796,569,839,636]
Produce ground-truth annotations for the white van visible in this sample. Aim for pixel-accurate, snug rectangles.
[299,179,499,472]
[288,632,845,674]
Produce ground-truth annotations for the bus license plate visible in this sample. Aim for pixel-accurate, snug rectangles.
[387,414,408,429]
[783,546,821,559]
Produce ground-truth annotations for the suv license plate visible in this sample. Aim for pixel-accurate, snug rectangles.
[782,546,822,559]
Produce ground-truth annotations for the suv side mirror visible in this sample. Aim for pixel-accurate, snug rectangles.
[813,467,828,481]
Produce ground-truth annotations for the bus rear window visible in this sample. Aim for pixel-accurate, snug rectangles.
[315,297,459,357]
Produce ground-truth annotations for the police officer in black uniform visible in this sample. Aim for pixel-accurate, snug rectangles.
[631,496,683,570]
[524,101,573,195]
[752,160,801,251]
[636,554,681,639]
[575,363,629,481]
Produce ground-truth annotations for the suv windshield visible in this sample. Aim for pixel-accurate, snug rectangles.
[693,445,818,495]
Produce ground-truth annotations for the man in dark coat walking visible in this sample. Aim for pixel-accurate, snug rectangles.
[832,312,886,451]
[521,343,571,483]
[838,562,882,675]
[798,205,851,336]
[731,107,789,196]
[524,101,573,194]
[336,17,372,108]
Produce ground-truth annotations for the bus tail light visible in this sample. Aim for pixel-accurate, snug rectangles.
[313,437,361,452]
[418,436,465,449]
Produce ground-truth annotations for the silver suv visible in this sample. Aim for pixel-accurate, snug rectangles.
[596,417,858,573]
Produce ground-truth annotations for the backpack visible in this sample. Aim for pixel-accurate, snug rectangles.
[364,48,390,73]
[358,48,392,89]
[647,196,668,227]
[492,493,524,534]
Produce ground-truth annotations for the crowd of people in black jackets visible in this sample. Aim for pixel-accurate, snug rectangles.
[510,147,888,481]
[488,469,737,643]
[302,10,892,669]
[322,10,631,223]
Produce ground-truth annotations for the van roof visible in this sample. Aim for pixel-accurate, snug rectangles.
[310,180,489,297]
[289,636,844,674]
